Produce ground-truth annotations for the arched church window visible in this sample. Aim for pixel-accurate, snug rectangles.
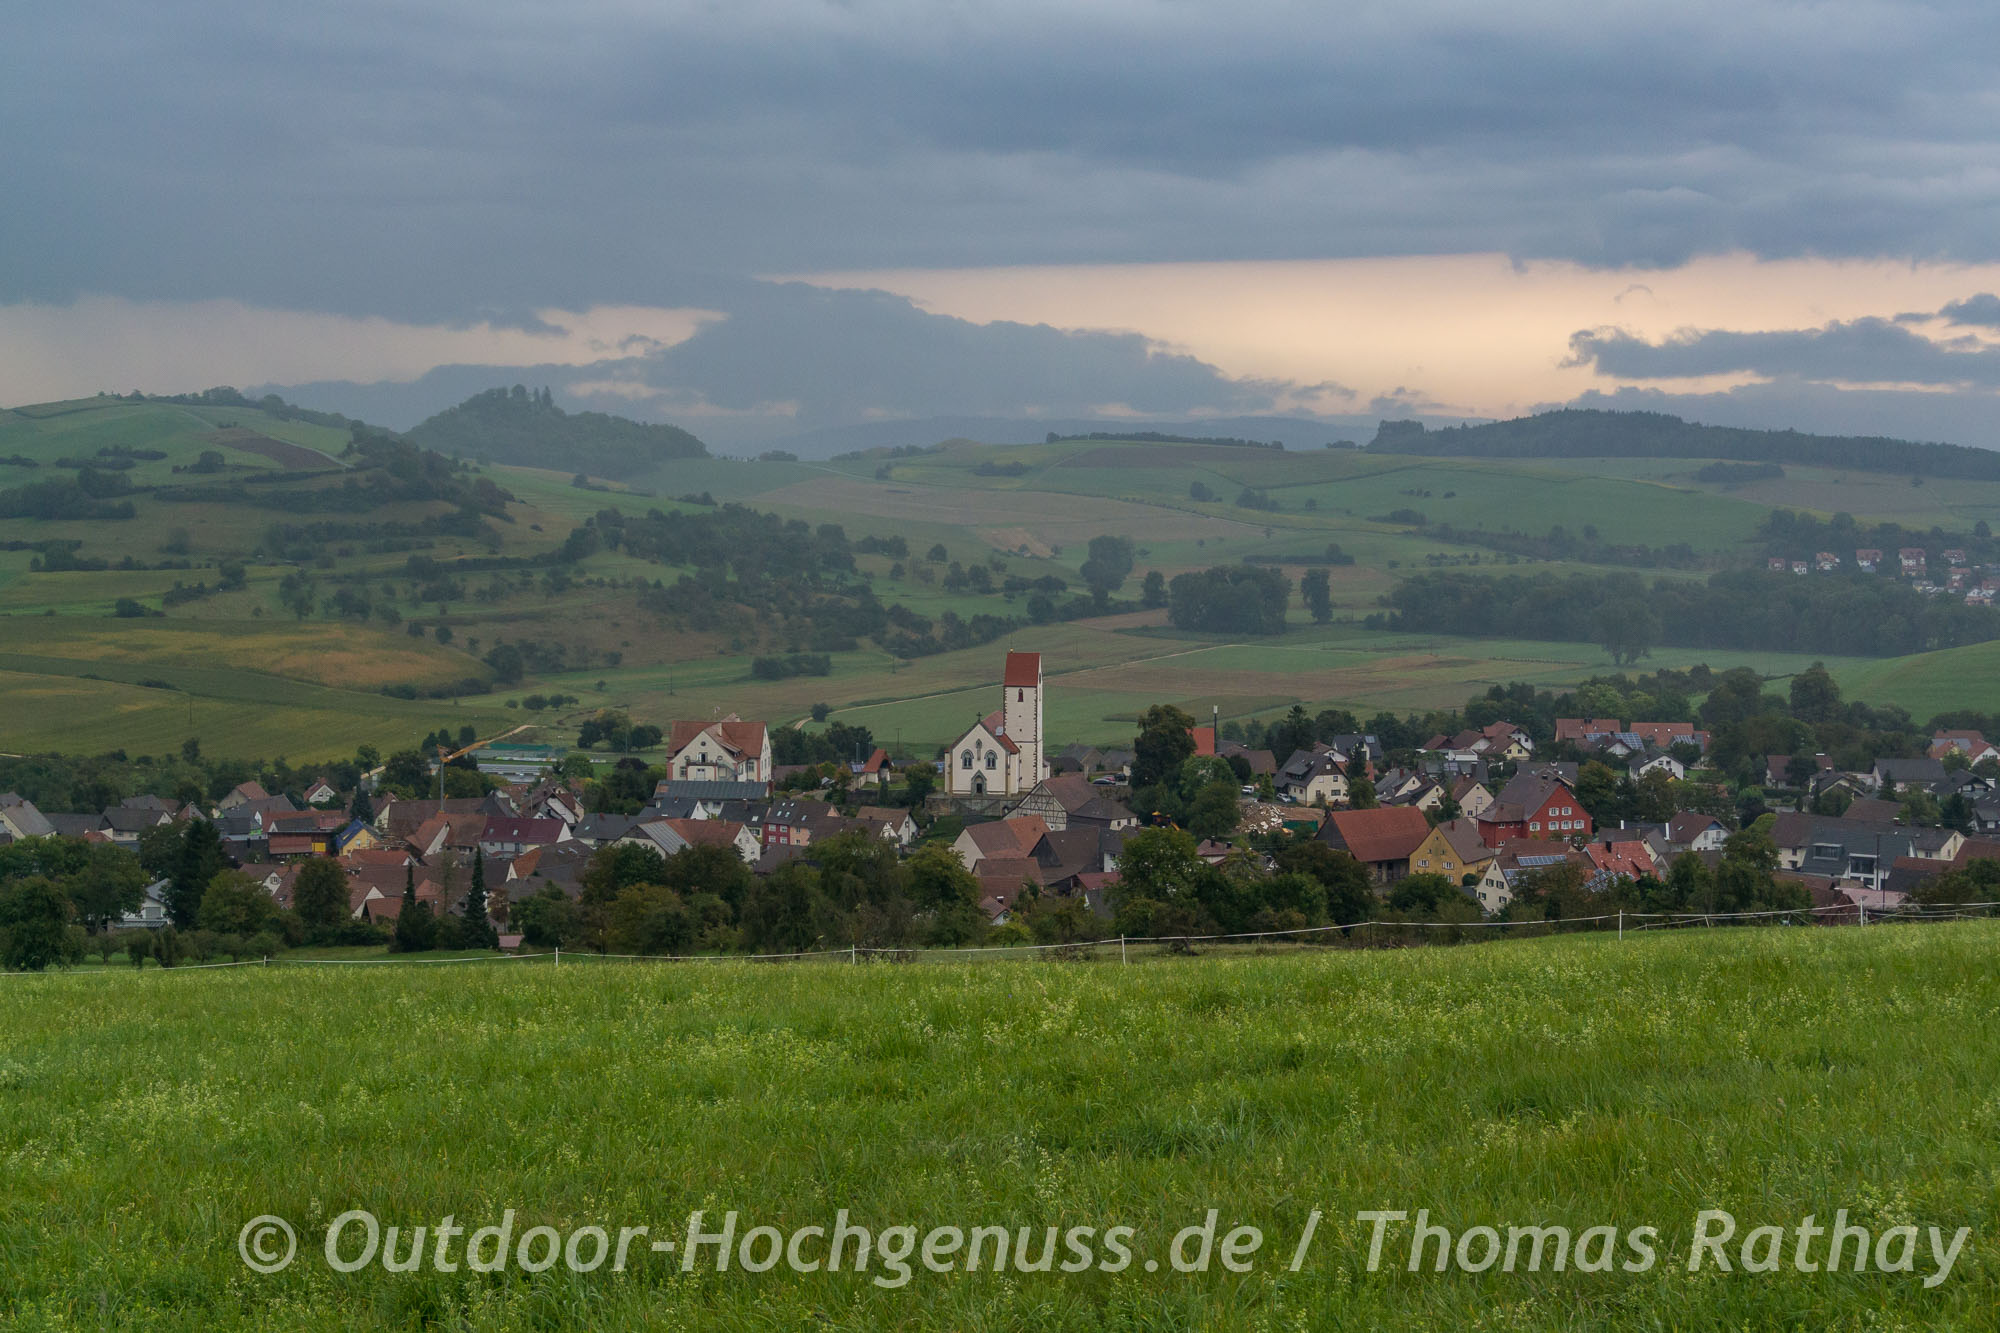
[985,752,997,770]
[961,751,973,769]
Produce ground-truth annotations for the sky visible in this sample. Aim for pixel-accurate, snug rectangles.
[7,0,2000,449]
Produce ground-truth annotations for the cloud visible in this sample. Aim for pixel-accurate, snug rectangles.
[1941,293,2000,327]
[0,296,715,406]
[258,280,1328,442]
[8,0,2000,325]
[1566,317,2000,388]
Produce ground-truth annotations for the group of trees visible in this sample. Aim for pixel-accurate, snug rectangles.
[1377,409,2000,482]
[1167,566,1290,634]
[508,835,991,955]
[1380,568,2000,658]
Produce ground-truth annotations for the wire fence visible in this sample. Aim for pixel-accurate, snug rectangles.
[18,897,2000,976]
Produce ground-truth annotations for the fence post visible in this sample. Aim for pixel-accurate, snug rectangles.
[1617,911,1622,941]
[1120,935,1127,965]
[554,946,559,968]
[1859,900,1866,928]
[851,944,858,965]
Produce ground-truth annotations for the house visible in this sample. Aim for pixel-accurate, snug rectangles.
[1899,547,1928,575]
[1871,757,1947,793]
[1031,826,1123,890]
[217,781,272,812]
[1790,561,1808,576]
[300,777,340,806]
[1664,811,1729,854]
[119,879,175,930]
[477,816,571,861]
[1217,741,1277,777]
[1584,837,1657,884]
[655,780,770,811]
[761,799,837,848]
[571,813,639,847]
[952,815,1050,871]
[1276,748,1349,805]
[974,857,1045,921]
[1629,721,1705,753]
[1766,556,1788,572]
[1472,839,1588,914]
[664,717,772,787]
[850,748,894,790]
[631,817,760,864]
[1628,752,1684,782]
[101,804,173,848]
[1796,823,1916,893]
[1930,730,2000,766]
[1815,552,1840,572]
[1555,718,1624,745]
[944,651,1047,799]
[46,811,109,840]
[0,794,56,841]
[1008,774,1139,832]
[1407,818,1494,885]
[1944,548,1969,566]
[507,841,594,900]
[1475,772,1591,847]
[1450,776,1494,821]
[1315,806,1432,884]
[1855,548,1882,572]
[854,806,919,846]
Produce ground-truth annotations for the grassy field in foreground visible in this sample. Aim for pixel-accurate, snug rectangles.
[2,925,1996,1329]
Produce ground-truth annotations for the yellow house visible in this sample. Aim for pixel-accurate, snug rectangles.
[1407,818,1493,885]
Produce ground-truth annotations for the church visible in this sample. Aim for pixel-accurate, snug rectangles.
[943,651,1046,798]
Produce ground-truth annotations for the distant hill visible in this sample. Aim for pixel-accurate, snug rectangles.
[1375,409,2000,481]
[406,386,707,478]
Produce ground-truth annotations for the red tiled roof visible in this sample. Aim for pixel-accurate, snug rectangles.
[979,710,1020,754]
[661,818,747,848]
[667,719,768,758]
[1002,651,1042,688]
[1323,806,1430,864]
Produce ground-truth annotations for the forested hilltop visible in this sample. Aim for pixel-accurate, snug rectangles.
[407,386,707,478]
[1374,409,2000,481]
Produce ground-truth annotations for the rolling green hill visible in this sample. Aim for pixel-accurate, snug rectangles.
[405,386,707,479]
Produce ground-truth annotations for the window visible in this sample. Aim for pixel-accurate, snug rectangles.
[961,751,973,769]
[1529,821,1540,832]
[1017,689,1024,702]
[985,753,997,770]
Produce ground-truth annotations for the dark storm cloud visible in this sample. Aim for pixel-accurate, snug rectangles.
[8,0,2000,321]
[1567,319,2000,388]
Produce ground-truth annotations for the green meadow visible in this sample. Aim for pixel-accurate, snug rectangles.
[2,924,1995,1329]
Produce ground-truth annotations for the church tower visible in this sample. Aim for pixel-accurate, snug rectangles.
[1001,651,1044,788]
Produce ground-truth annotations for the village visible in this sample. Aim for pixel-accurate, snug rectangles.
[5,646,1998,957]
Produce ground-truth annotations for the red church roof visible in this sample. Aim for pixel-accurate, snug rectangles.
[1003,651,1042,688]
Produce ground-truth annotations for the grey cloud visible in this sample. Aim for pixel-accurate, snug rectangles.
[8,0,2000,321]
[1567,318,2000,388]
[1941,293,2000,327]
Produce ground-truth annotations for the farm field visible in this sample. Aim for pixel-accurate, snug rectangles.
[2,924,1994,1328]
[9,396,2000,760]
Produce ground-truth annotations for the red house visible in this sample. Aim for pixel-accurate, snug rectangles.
[1476,771,1592,847]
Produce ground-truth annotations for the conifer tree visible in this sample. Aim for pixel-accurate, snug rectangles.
[460,848,498,949]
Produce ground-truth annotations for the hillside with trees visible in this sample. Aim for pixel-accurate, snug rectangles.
[1374,409,2000,481]
[406,386,707,478]
[1378,568,2000,658]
